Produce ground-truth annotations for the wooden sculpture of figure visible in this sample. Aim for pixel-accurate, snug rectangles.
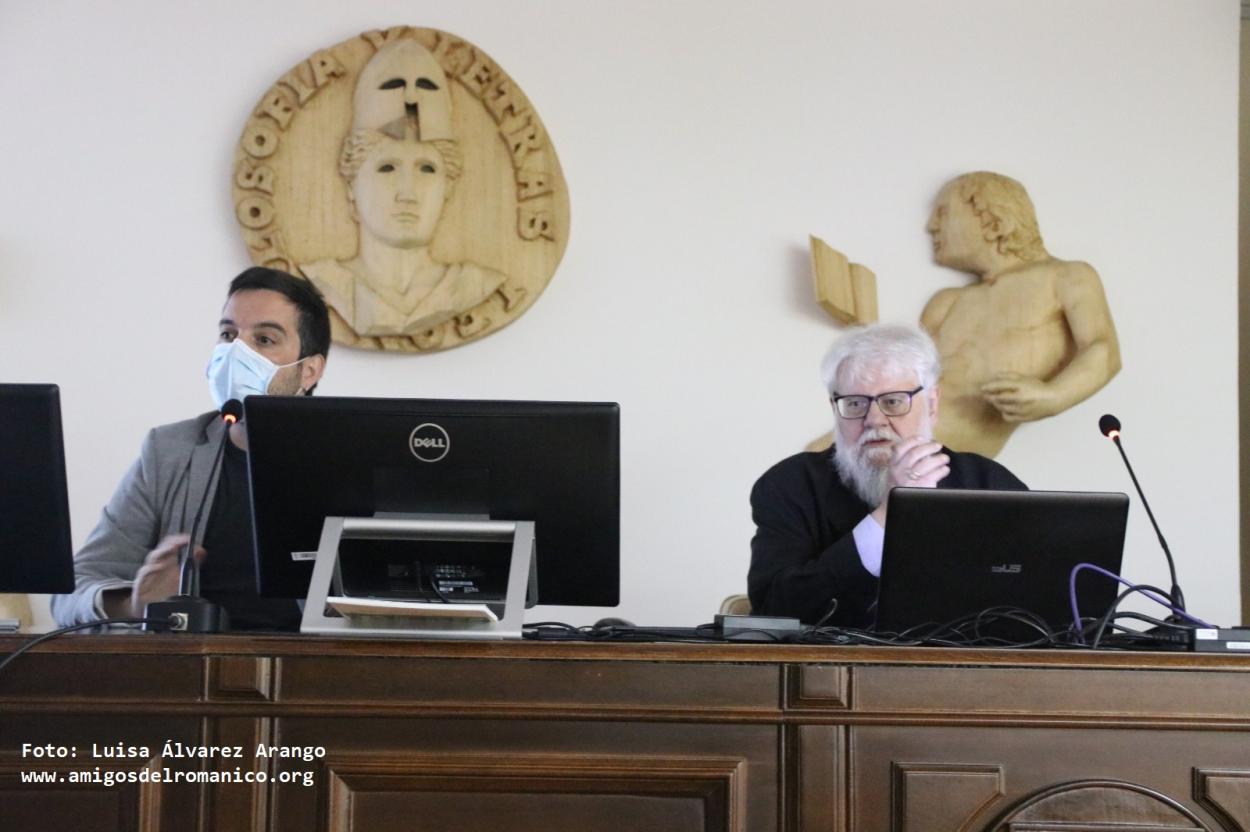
[301,38,506,343]
[920,172,1120,457]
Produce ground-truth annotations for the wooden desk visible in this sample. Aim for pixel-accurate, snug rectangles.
[2,635,1250,831]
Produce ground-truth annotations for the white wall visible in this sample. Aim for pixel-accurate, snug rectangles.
[1,0,1240,629]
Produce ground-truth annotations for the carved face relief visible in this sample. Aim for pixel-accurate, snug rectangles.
[353,38,452,141]
[232,27,571,353]
[927,186,985,273]
[351,138,449,248]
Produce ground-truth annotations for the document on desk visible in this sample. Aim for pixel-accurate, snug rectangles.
[326,596,499,622]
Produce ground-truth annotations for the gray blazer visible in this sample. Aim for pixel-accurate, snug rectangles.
[51,412,229,626]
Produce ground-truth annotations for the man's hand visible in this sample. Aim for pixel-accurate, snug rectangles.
[129,535,204,617]
[981,373,1060,422]
[871,437,949,525]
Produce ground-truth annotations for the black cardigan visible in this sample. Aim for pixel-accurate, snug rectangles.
[747,447,1026,627]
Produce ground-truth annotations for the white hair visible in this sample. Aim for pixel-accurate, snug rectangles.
[819,323,941,396]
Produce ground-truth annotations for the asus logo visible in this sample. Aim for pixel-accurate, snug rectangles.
[991,564,1022,574]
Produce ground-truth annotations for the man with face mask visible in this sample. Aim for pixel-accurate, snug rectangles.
[52,267,330,630]
[747,323,1026,628]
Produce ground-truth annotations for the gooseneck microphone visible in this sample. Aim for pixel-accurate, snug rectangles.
[177,400,244,596]
[1098,413,1185,611]
[145,400,243,632]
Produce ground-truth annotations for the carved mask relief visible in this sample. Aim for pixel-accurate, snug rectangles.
[232,27,570,352]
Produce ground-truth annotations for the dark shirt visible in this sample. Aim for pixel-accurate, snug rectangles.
[200,441,301,631]
[747,446,1026,627]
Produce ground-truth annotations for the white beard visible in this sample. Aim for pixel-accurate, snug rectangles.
[832,408,934,508]
[833,427,896,507]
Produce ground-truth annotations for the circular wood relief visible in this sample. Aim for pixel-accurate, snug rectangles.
[231,27,570,352]
[990,780,1208,830]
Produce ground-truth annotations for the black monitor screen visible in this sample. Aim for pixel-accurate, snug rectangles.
[0,384,75,593]
[244,397,620,608]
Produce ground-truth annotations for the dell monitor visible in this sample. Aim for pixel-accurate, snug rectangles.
[0,384,75,593]
[244,396,620,610]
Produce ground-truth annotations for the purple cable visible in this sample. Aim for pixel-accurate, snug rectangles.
[1068,562,1213,644]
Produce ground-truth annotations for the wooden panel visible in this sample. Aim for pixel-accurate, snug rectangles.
[992,780,1205,830]
[202,717,270,832]
[891,762,1004,832]
[789,664,850,710]
[0,752,164,832]
[321,752,744,832]
[853,665,1250,722]
[0,714,203,832]
[207,656,273,702]
[276,656,781,717]
[794,724,843,832]
[268,718,778,832]
[0,653,203,706]
[851,725,1250,830]
[1194,768,1250,831]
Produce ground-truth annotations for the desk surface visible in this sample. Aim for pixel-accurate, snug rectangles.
[6,630,1250,666]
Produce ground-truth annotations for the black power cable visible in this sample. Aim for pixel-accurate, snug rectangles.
[0,617,177,677]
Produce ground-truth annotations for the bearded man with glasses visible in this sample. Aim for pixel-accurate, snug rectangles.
[747,323,1026,627]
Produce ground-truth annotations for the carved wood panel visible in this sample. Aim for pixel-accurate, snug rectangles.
[989,780,1207,830]
[207,656,273,702]
[851,726,1250,831]
[201,717,271,832]
[0,752,161,832]
[0,714,203,832]
[320,751,745,832]
[794,724,844,832]
[1194,769,1250,832]
[891,762,1005,831]
[267,717,778,832]
[274,654,782,718]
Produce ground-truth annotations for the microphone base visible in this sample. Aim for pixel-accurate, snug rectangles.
[144,596,231,633]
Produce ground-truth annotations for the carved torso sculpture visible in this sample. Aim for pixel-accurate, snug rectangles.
[921,172,1120,457]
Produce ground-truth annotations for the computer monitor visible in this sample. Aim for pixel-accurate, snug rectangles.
[244,396,620,608]
[0,384,75,593]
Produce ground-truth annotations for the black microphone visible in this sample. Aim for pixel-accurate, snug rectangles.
[1098,413,1185,612]
[145,400,242,632]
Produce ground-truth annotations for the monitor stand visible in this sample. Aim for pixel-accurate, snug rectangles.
[300,515,535,639]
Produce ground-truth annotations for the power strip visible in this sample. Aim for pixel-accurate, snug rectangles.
[713,614,805,641]
[1190,628,1250,653]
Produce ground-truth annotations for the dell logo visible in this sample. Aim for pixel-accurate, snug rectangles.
[991,564,1022,574]
[409,423,450,462]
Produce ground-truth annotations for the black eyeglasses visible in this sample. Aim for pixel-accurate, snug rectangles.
[832,386,924,419]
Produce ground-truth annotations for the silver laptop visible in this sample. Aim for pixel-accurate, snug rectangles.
[875,489,1129,636]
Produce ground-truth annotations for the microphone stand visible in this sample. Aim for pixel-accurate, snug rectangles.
[144,401,242,632]
[1099,414,1187,625]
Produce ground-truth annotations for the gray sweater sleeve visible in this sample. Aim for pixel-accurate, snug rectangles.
[51,428,178,626]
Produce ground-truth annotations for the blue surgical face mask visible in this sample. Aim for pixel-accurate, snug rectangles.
[206,339,303,411]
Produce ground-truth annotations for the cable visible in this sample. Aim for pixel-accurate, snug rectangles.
[1088,583,1195,649]
[1068,563,1212,645]
[813,598,839,628]
[0,616,176,676]
[519,602,1196,650]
